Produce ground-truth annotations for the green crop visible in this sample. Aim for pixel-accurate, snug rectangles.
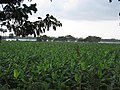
[0,41,120,90]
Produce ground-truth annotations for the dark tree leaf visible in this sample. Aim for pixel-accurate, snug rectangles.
[53,26,56,31]
[109,0,112,2]
[43,28,45,33]
[46,14,49,17]
[29,3,37,13]
[37,30,40,36]
[2,22,6,25]
[38,17,42,19]
[50,15,54,19]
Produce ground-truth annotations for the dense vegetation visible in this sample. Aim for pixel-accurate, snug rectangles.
[0,41,120,90]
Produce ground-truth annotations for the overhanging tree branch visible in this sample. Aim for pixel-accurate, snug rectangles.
[109,0,120,2]
[0,0,62,37]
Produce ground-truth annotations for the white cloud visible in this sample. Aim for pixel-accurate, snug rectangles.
[43,19,120,39]
[62,0,79,11]
[25,0,120,39]
[27,0,120,21]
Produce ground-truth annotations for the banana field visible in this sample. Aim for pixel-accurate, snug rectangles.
[0,41,120,90]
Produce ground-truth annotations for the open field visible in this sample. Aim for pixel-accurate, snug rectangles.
[0,41,120,90]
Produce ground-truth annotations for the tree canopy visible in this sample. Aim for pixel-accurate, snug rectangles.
[109,0,120,2]
[0,0,62,37]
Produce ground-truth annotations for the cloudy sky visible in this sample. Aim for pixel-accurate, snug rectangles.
[6,0,120,39]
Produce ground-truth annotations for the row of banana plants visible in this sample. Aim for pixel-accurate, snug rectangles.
[0,41,120,90]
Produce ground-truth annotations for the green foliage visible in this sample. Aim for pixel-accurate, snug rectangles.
[84,36,101,42]
[0,42,120,89]
[0,35,1,43]
[109,0,120,2]
[14,69,20,79]
[0,0,24,5]
[0,0,62,37]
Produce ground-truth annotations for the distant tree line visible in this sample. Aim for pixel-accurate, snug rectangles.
[2,34,120,42]
[36,35,120,42]
[37,35,102,42]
